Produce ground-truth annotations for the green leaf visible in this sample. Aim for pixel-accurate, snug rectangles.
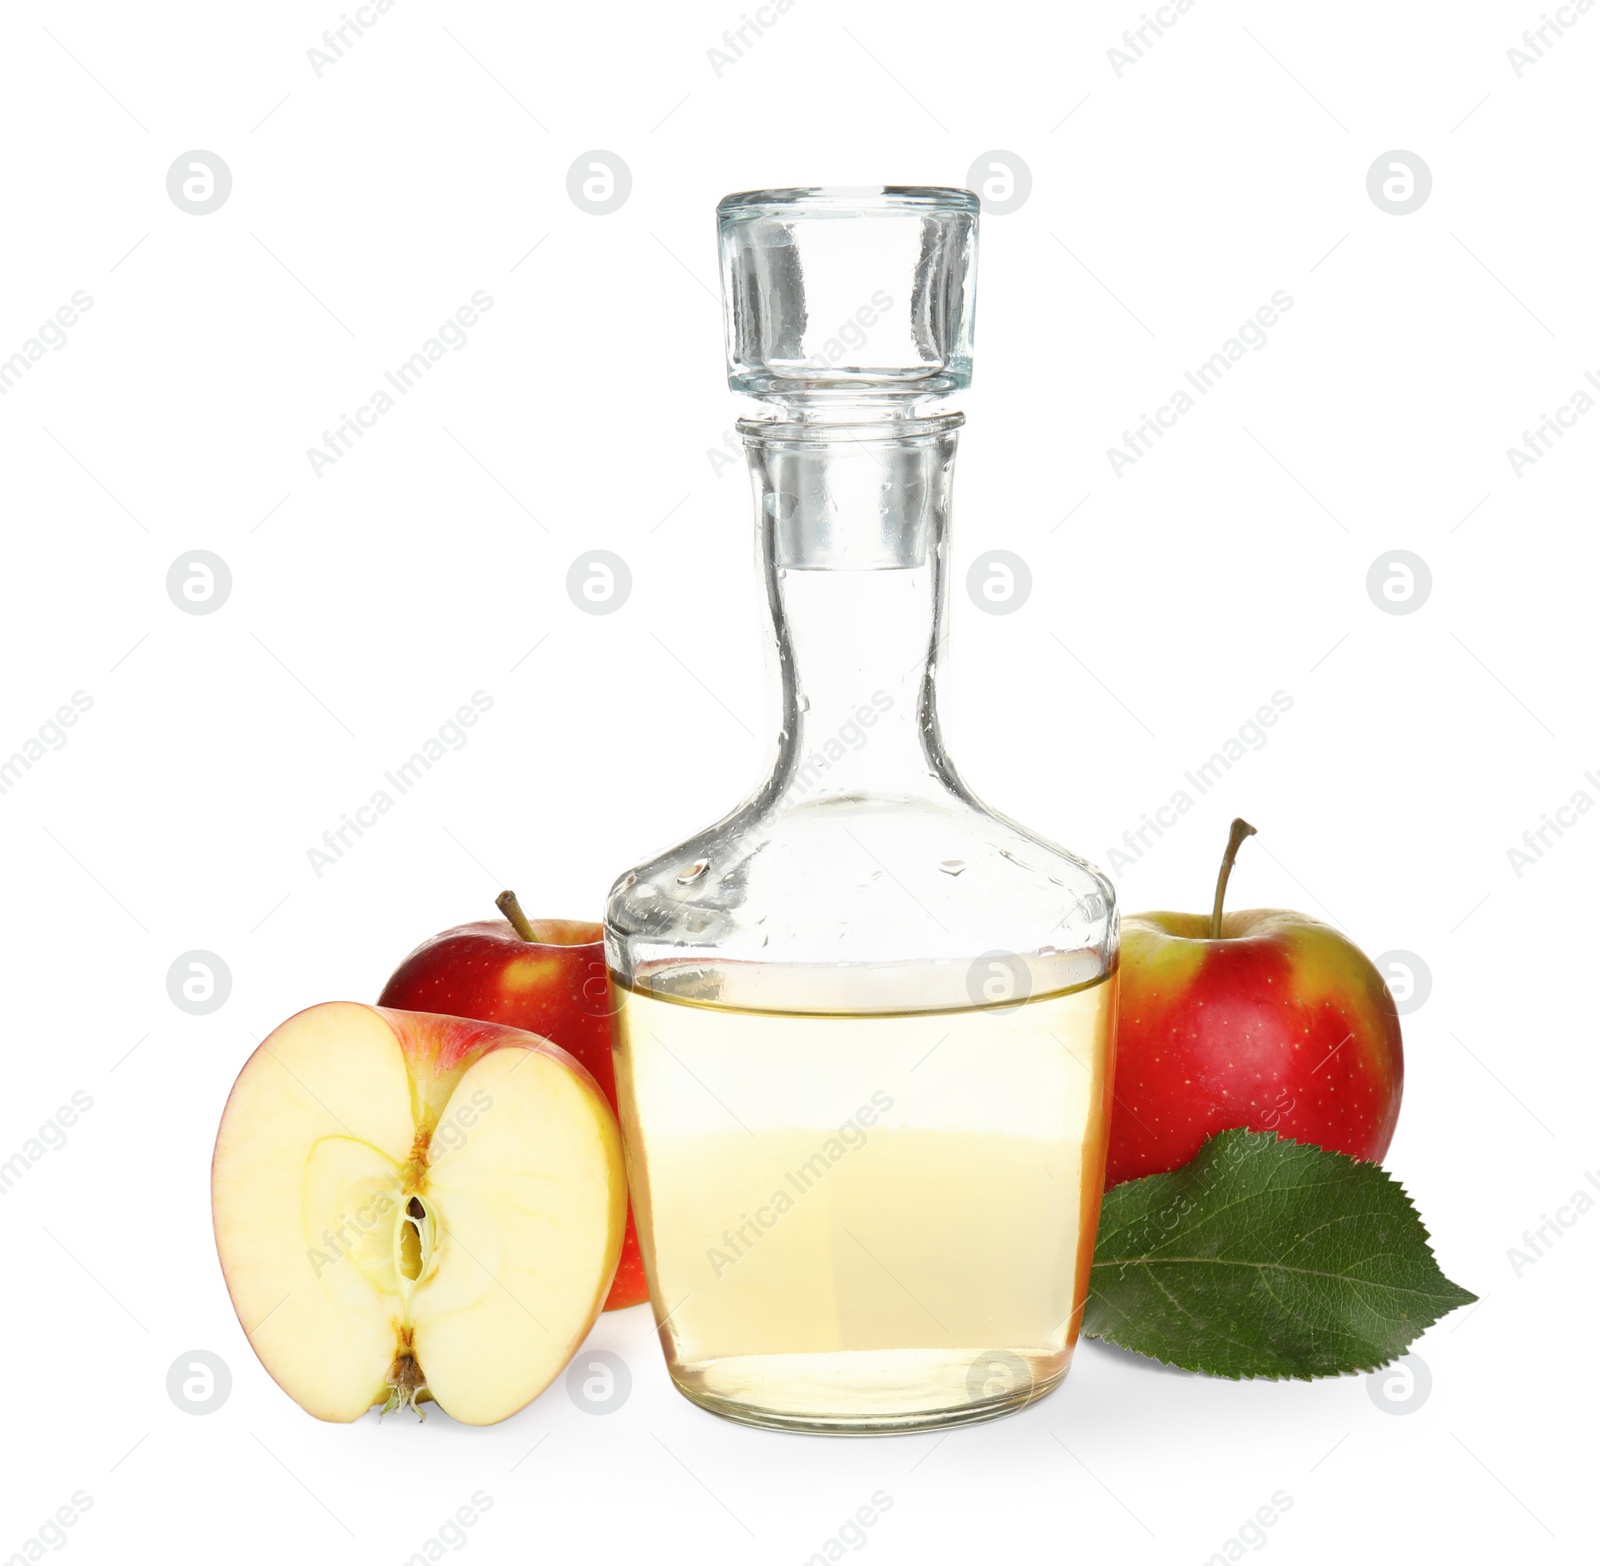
[1084,1130,1477,1379]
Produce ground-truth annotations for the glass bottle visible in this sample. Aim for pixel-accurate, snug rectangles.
[605,187,1118,1434]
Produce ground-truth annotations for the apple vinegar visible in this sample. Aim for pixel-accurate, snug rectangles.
[611,972,1116,1430]
[605,189,1120,1431]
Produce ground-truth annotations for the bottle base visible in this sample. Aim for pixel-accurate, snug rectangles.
[665,1348,1068,1436]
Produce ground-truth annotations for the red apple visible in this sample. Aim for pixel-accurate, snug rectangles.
[212,1002,626,1423]
[1106,820,1404,1187]
[377,892,648,1310]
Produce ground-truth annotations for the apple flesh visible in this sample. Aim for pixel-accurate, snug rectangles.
[1106,821,1403,1187]
[376,893,648,1310]
[212,1002,625,1424]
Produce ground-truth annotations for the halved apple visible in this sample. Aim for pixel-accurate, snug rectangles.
[211,1002,625,1424]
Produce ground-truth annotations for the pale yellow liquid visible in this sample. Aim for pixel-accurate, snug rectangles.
[611,971,1116,1432]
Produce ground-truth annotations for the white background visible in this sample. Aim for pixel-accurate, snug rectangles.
[1,1,1592,1561]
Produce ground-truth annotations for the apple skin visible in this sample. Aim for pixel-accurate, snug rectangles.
[377,916,649,1310]
[1105,909,1404,1187]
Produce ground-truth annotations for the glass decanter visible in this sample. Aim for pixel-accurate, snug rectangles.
[605,187,1118,1434]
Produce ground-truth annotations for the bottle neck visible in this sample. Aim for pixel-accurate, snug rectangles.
[744,411,962,808]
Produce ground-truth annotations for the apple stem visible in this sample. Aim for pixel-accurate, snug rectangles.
[496,890,538,943]
[1209,818,1258,939]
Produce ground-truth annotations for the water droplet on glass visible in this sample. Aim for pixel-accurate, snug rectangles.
[939,860,966,876]
[677,859,710,884]
[1000,849,1032,870]
[621,872,637,889]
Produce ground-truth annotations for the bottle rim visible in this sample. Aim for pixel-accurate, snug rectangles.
[734,409,964,445]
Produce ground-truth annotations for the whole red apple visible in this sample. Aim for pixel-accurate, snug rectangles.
[377,892,648,1309]
[1106,820,1403,1187]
